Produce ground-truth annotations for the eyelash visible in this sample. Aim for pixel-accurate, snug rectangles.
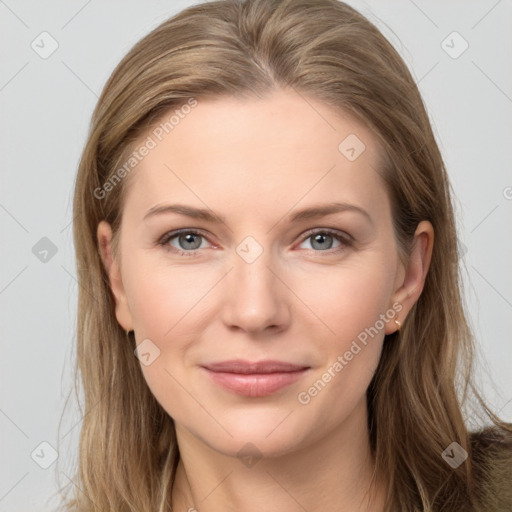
[157,228,353,257]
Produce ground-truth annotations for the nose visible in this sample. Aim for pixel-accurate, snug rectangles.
[219,245,291,336]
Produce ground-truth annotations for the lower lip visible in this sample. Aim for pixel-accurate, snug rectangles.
[201,368,309,397]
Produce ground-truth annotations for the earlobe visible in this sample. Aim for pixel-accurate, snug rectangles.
[97,220,134,332]
[386,220,434,334]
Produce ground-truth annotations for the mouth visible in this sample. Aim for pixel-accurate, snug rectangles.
[200,359,311,397]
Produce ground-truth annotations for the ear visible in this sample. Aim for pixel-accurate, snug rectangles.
[97,220,134,332]
[385,220,434,334]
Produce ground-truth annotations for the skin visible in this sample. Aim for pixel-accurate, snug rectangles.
[98,87,433,512]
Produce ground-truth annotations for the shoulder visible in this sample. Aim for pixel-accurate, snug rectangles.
[469,424,512,511]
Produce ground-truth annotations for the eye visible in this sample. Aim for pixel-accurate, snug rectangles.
[158,229,211,257]
[157,228,353,257]
[297,229,352,253]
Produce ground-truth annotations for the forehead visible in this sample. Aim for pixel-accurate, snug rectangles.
[120,89,389,221]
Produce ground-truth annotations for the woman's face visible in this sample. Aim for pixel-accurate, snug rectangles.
[98,88,425,458]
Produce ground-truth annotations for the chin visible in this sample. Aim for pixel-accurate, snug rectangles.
[187,408,321,460]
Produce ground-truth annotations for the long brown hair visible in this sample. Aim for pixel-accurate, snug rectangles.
[58,0,512,510]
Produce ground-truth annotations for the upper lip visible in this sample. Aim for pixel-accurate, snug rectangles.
[202,359,309,374]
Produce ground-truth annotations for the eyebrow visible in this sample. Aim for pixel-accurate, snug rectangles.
[143,201,373,225]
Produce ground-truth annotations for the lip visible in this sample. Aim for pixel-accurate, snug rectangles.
[201,359,310,397]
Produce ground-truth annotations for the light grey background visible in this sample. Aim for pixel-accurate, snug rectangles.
[1,1,511,510]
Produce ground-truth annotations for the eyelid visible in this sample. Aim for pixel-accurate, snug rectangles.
[158,227,210,243]
[158,228,214,253]
[298,227,353,244]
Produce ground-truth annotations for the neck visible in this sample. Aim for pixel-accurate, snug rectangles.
[170,399,386,512]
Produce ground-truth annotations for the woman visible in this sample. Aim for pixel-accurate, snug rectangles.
[62,0,512,510]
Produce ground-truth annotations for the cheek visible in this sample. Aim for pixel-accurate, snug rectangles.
[125,248,394,357]
[124,260,202,423]
[125,256,213,338]
[294,260,392,397]
[123,258,215,411]
[301,259,394,342]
